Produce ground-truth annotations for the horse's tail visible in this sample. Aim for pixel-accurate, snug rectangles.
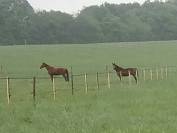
[65,69,69,82]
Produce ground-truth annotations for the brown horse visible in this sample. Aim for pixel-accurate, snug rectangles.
[112,63,138,83]
[40,62,69,82]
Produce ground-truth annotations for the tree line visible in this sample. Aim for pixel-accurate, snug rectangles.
[0,0,177,45]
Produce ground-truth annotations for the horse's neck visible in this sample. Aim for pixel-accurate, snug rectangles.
[45,65,53,70]
[116,66,124,71]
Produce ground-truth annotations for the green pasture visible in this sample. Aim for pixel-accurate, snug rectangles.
[0,41,177,133]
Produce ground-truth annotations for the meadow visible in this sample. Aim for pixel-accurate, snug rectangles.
[0,41,177,133]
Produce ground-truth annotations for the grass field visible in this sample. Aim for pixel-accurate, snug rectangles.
[0,41,177,133]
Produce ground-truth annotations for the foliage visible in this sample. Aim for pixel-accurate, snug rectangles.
[0,0,177,44]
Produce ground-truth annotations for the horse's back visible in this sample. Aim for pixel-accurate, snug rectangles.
[123,68,138,75]
[48,67,67,75]
[56,67,67,73]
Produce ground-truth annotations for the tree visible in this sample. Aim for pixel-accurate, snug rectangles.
[1,0,177,44]
[0,0,34,44]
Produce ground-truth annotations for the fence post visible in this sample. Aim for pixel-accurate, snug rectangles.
[33,77,36,102]
[6,77,10,104]
[136,69,138,84]
[143,69,146,81]
[106,66,110,88]
[150,69,153,80]
[128,71,131,85]
[108,71,110,88]
[106,66,111,89]
[161,68,163,80]
[156,68,159,80]
[84,73,88,94]
[165,66,168,79]
[96,72,99,89]
[71,67,74,95]
[52,77,56,100]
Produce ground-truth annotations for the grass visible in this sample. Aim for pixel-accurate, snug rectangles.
[0,41,177,132]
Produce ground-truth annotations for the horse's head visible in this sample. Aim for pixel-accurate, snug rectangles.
[112,63,123,71]
[40,62,47,69]
[112,63,117,70]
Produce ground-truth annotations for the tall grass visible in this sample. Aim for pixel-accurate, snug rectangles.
[0,41,177,132]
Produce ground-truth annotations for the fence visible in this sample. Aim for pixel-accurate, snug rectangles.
[0,65,177,104]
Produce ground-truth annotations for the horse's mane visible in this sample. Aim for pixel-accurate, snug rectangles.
[44,63,52,67]
[114,63,124,70]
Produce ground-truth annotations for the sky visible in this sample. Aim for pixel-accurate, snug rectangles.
[27,0,146,14]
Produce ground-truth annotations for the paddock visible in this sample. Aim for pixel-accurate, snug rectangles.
[0,65,176,104]
[1,42,177,132]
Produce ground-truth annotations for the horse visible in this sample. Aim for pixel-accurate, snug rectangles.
[40,62,69,82]
[112,63,138,83]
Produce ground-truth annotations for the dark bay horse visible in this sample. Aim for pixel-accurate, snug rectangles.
[40,63,69,82]
[112,63,138,83]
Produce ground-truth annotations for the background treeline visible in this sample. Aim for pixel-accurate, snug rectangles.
[0,0,177,45]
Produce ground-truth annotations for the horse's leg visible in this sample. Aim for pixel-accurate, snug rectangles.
[133,74,137,84]
[65,69,69,82]
[118,74,122,81]
[50,75,53,82]
[119,75,122,81]
[62,74,67,81]
[117,71,122,81]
